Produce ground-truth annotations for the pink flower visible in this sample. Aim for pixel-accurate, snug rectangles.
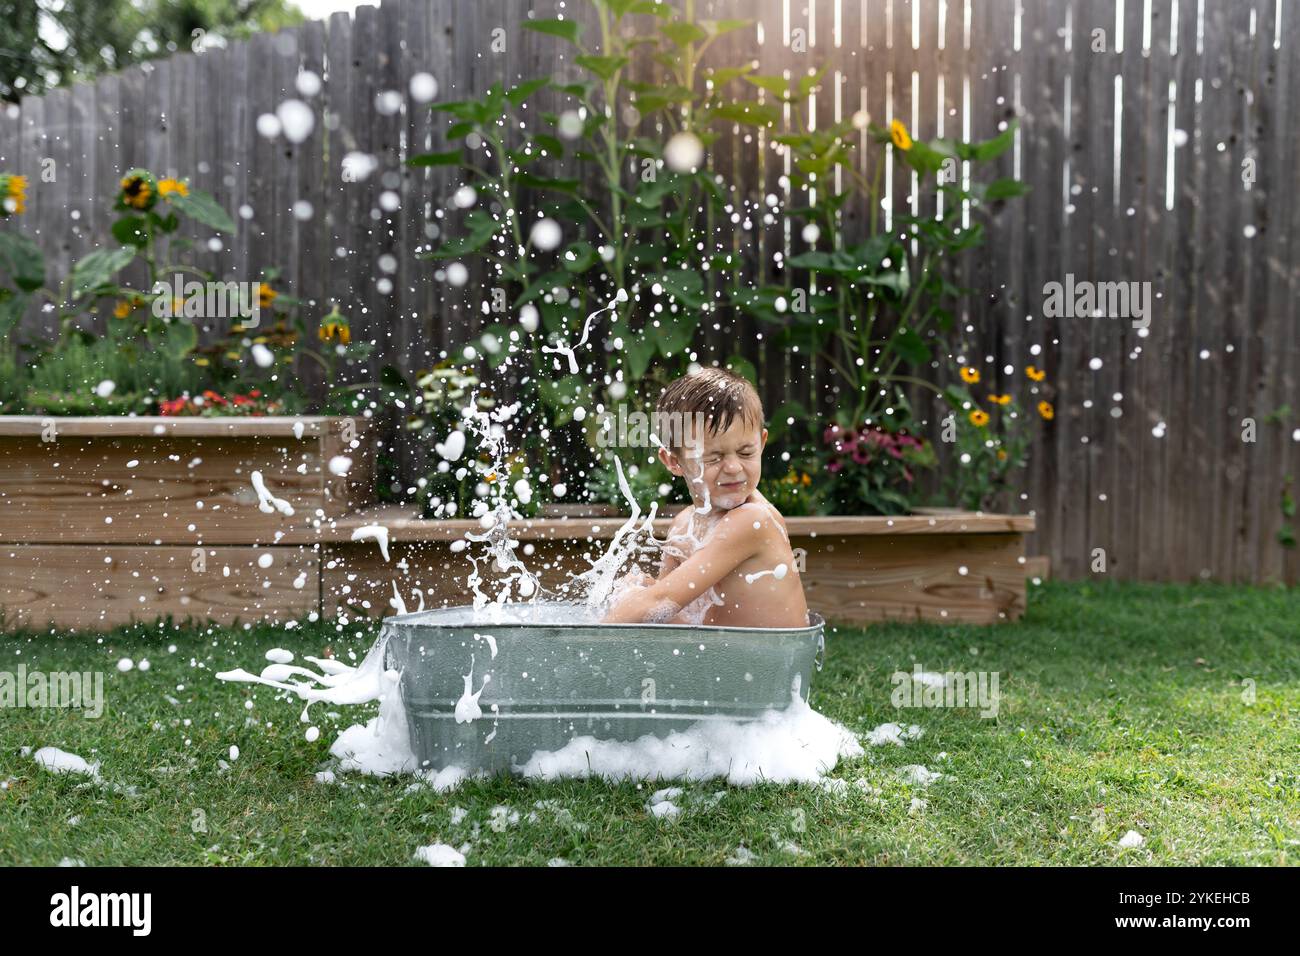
[851,441,873,465]
[827,458,844,474]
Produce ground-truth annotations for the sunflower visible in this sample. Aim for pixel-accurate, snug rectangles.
[1037,400,1054,421]
[118,168,158,211]
[969,409,990,427]
[989,393,1012,405]
[890,119,913,151]
[1026,365,1046,382]
[0,174,28,216]
[959,366,980,384]
[157,177,189,199]
[318,318,351,345]
[258,284,278,310]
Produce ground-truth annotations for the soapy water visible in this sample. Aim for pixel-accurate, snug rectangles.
[217,310,862,788]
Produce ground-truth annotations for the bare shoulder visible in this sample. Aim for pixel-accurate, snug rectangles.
[718,501,786,542]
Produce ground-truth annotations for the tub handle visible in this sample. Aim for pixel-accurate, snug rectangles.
[814,632,825,672]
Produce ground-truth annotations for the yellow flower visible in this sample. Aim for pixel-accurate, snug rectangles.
[969,409,989,427]
[1,174,28,215]
[157,177,189,199]
[959,366,980,384]
[1037,400,1054,421]
[801,472,811,486]
[890,119,913,151]
[485,472,498,483]
[113,299,133,319]
[989,393,1012,405]
[258,284,278,310]
[119,169,157,211]
[996,449,1008,461]
[1026,365,1046,382]
[194,357,210,366]
[225,351,241,361]
[317,305,351,345]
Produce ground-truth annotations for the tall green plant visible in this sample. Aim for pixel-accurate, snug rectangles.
[411,0,757,493]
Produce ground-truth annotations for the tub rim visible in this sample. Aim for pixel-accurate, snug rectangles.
[381,604,824,636]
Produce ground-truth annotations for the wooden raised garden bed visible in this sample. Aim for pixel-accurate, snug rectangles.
[321,507,1036,626]
[0,416,1036,629]
[0,416,372,629]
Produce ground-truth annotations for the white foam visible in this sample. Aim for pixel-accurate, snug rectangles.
[866,722,924,746]
[351,524,390,562]
[515,688,862,786]
[250,471,295,516]
[32,747,101,779]
[414,843,466,867]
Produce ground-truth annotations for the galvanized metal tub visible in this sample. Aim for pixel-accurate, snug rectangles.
[381,603,826,775]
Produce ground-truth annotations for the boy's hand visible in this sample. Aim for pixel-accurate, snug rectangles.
[601,505,766,623]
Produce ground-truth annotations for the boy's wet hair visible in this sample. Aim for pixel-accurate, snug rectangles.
[655,366,765,451]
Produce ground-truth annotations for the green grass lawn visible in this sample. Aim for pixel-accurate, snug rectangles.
[1,581,1297,866]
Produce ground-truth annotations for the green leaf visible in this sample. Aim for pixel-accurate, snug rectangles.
[962,121,1017,162]
[623,334,658,380]
[703,18,750,37]
[561,241,598,273]
[889,327,931,365]
[537,373,589,426]
[169,189,236,234]
[707,65,755,88]
[575,55,628,81]
[650,269,706,309]
[654,310,697,355]
[626,0,672,17]
[0,231,46,292]
[407,150,462,168]
[110,216,149,247]
[661,21,709,46]
[709,101,781,127]
[982,177,1032,201]
[516,171,580,194]
[742,74,790,99]
[722,354,757,383]
[796,66,828,98]
[505,77,549,106]
[70,246,137,300]
[522,19,583,45]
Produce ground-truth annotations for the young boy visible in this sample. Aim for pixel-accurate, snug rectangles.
[602,367,810,628]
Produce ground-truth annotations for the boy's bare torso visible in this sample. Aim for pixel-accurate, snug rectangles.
[657,491,809,629]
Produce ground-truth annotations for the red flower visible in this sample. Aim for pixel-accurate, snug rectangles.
[158,397,191,416]
[202,390,228,406]
[249,389,262,398]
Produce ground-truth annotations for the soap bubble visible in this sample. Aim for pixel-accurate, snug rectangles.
[255,112,282,139]
[409,72,438,103]
[530,217,562,251]
[277,99,315,143]
[453,185,477,208]
[557,110,584,139]
[519,304,540,332]
[341,151,378,181]
[295,70,322,97]
[375,89,403,115]
[665,131,704,172]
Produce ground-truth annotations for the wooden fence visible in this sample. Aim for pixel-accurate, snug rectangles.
[1,0,1297,584]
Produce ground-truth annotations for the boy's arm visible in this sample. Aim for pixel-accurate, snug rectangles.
[604,510,762,623]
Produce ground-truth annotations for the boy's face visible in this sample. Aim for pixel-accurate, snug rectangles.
[659,416,767,512]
